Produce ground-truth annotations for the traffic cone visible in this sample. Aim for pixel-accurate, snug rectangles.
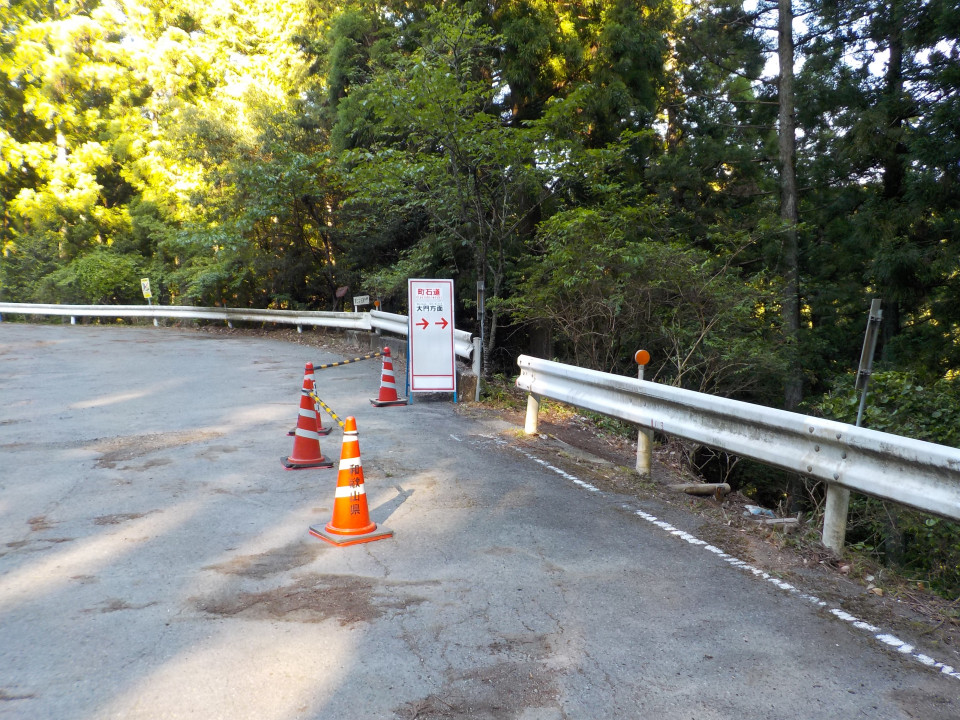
[282,377,334,469]
[370,346,406,406]
[288,363,330,437]
[309,416,393,546]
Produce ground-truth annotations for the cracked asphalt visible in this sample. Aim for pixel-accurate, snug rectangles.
[0,323,957,719]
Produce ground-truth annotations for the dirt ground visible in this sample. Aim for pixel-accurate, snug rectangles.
[194,323,960,672]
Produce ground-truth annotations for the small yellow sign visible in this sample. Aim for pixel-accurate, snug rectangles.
[141,278,152,299]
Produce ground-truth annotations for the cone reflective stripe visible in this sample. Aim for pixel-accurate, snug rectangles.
[282,377,334,469]
[309,416,392,546]
[288,363,330,436]
[370,346,406,407]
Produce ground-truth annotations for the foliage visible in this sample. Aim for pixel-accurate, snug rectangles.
[511,197,787,398]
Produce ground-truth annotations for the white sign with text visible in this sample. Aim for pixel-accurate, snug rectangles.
[408,279,456,393]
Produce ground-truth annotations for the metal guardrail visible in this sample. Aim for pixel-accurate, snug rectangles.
[516,355,960,522]
[0,302,475,360]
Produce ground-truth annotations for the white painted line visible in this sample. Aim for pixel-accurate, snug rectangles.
[510,442,960,682]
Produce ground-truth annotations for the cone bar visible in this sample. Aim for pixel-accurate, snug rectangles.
[309,416,393,546]
[288,363,331,437]
[282,377,334,469]
[370,346,407,407]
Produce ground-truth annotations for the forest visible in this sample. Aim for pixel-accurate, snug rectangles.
[1,0,958,595]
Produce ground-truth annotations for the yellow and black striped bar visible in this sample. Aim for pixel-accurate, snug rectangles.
[313,352,381,370]
[308,392,348,430]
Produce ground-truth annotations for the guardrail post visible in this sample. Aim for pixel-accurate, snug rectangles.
[70,316,76,325]
[822,299,882,555]
[822,485,850,554]
[472,337,482,402]
[636,427,653,479]
[525,393,541,435]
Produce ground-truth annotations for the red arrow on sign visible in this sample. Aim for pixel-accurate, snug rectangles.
[415,318,429,330]
[435,318,449,330]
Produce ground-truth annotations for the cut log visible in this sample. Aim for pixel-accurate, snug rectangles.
[668,483,731,497]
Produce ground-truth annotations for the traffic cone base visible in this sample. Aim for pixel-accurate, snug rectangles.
[282,455,334,470]
[370,397,407,407]
[308,524,393,547]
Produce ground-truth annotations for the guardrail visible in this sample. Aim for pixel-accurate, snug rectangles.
[0,302,475,360]
[516,355,960,540]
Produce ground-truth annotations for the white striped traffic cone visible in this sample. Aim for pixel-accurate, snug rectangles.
[288,362,331,436]
[309,416,393,546]
[370,346,406,407]
[282,377,334,469]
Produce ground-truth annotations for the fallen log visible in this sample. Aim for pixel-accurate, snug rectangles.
[668,483,731,497]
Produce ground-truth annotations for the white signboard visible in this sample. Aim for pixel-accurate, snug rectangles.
[408,278,456,393]
[353,295,370,306]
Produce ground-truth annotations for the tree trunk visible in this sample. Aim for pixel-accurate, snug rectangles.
[778,0,802,413]
[778,0,804,513]
[879,0,905,361]
[882,0,906,203]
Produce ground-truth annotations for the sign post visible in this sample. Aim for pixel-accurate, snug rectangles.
[141,278,158,327]
[408,279,457,401]
[353,294,370,313]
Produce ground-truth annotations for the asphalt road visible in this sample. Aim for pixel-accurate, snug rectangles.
[0,323,957,719]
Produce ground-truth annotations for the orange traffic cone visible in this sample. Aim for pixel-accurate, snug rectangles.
[309,416,393,546]
[288,363,331,437]
[282,377,334,469]
[370,346,406,407]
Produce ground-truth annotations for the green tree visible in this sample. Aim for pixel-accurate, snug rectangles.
[1,5,146,301]
[333,4,548,370]
[798,0,960,379]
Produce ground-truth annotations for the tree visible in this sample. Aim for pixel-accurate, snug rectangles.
[798,0,960,378]
[1,5,148,301]
[511,196,788,395]
[778,0,803,411]
[332,5,547,371]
